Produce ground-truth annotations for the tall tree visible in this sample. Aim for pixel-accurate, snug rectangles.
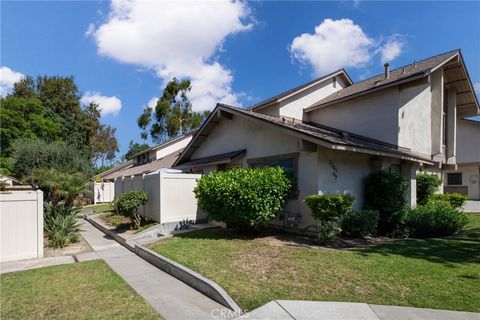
[123,140,150,161]
[137,78,209,143]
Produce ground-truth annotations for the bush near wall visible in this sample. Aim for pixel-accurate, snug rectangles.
[114,190,149,230]
[430,193,468,209]
[194,167,291,232]
[342,210,379,238]
[364,171,408,236]
[416,172,442,205]
[305,194,355,243]
[406,200,468,237]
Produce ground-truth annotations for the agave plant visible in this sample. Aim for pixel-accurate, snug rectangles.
[44,202,81,248]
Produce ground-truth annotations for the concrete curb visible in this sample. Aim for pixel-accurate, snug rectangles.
[83,215,241,313]
[83,215,135,251]
[135,244,242,314]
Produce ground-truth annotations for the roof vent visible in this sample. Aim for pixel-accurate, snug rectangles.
[402,67,406,75]
[384,63,390,79]
[414,60,417,68]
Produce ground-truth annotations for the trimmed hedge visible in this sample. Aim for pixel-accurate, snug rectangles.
[114,190,149,229]
[194,167,291,232]
[416,173,442,205]
[305,194,355,243]
[430,193,468,209]
[406,200,468,237]
[342,210,379,238]
[364,171,408,236]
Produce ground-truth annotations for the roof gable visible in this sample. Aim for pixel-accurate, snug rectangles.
[305,49,479,117]
[249,69,352,111]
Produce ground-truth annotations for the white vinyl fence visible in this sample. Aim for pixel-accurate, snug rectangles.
[1,190,43,262]
[114,172,203,226]
[92,182,115,204]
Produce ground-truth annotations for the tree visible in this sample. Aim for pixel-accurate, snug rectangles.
[123,140,150,161]
[114,190,149,230]
[137,78,209,143]
[3,76,119,169]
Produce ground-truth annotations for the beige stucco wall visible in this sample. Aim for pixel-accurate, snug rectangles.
[256,76,346,120]
[188,114,418,229]
[307,81,433,156]
[443,166,480,200]
[456,120,480,164]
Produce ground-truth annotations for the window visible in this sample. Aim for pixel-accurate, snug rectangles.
[247,153,299,197]
[447,173,462,186]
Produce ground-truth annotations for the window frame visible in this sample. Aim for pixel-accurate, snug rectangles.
[447,172,462,186]
[247,152,299,198]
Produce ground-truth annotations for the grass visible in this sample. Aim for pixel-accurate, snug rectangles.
[99,213,158,234]
[149,214,480,313]
[0,260,162,319]
[90,203,114,213]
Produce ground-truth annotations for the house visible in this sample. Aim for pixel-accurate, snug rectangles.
[442,118,480,199]
[174,49,479,230]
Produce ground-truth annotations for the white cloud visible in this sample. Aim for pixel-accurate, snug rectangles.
[0,66,24,96]
[88,0,252,111]
[290,19,405,75]
[146,97,158,109]
[81,91,122,116]
[377,35,404,64]
[474,82,480,94]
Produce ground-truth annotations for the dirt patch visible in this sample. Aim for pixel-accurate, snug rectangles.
[44,232,93,257]
[95,213,158,238]
[251,231,394,250]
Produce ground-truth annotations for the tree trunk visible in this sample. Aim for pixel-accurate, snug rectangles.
[132,210,141,230]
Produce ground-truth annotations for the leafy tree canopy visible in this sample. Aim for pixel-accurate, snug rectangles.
[1,75,119,174]
[137,78,209,143]
[123,140,150,161]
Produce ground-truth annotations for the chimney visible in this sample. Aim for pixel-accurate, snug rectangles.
[384,63,390,79]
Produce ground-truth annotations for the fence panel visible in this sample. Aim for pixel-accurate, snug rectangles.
[93,182,115,204]
[0,190,43,262]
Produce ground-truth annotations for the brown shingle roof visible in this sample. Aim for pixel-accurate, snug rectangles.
[305,50,460,112]
[175,103,434,167]
[250,69,352,111]
[103,150,183,180]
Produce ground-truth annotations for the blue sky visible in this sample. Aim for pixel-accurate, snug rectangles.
[2,1,479,157]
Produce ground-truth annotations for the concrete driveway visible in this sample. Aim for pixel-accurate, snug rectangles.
[464,200,480,212]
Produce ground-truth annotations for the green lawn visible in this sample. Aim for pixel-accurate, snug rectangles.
[149,214,480,312]
[89,203,114,213]
[0,260,162,319]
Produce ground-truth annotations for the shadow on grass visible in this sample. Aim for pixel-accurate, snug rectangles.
[353,226,480,264]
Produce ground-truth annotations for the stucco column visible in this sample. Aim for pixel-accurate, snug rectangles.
[402,163,418,208]
[447,87,457,162]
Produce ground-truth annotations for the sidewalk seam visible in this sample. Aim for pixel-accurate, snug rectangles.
[275,300,297,320]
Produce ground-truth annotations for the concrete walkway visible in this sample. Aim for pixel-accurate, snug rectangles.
[0,252,99,274]
[464,200,480,213]
[240,301,480,320]
[80,220,231,320]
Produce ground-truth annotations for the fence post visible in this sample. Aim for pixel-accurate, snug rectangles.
[36,190,44,259]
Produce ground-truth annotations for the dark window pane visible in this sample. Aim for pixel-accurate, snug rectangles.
[447,173,462,185]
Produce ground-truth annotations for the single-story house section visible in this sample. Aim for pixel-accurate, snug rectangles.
[442,118,480,199]
[174,104,432,230]
[174,50,479,231]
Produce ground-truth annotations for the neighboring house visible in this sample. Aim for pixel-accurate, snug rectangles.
[174,49,479,230]
[0,174,21,186]
[94,131,196,181]
[442,119,480,199]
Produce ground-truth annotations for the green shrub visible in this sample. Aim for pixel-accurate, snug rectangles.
[364,171,408,236]
[10,139,93,178]
[194,167,291,232]
[113,190,149,230]
[430,193,468,209]
[342,210,379,238]
[416,172,442,205]
[305,194,355,243]
[44,203,81,248]
[406,200,468,238]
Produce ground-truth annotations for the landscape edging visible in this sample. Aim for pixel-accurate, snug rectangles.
[83,215,241,313]
[134,244,242,313]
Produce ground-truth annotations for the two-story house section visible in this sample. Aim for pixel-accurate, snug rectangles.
[304,50,479,168]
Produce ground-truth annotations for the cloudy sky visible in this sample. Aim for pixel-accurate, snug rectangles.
[1,1,479,155]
